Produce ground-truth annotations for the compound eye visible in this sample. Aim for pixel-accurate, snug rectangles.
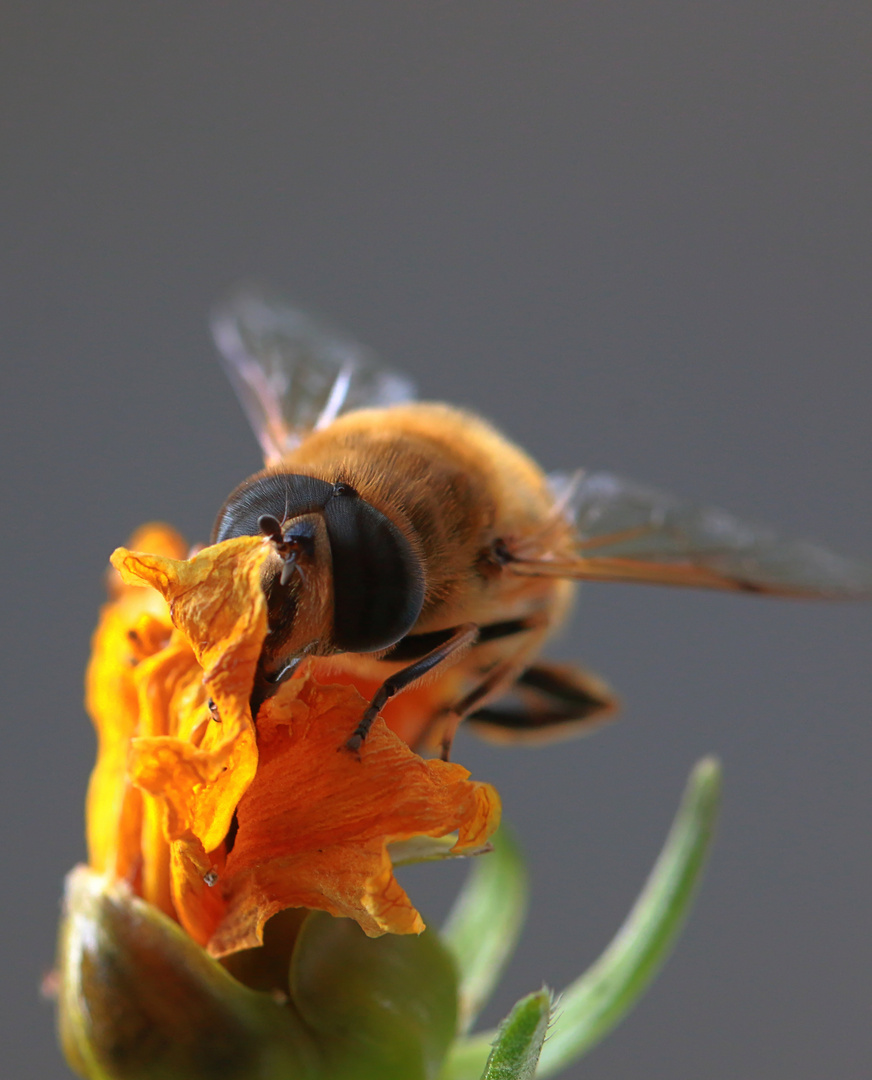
[212,473,334,543]
[324,495,425,653]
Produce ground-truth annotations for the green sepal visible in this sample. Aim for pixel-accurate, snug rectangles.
[441,827,528,1034]
[56,866,321,1080]
[538,756,721,1075]
[441,757,722,1080]
[289,911,458,1080]
[477,991,551,1080]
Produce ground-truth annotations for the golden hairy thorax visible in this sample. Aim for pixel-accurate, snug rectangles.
[281,402,577,633]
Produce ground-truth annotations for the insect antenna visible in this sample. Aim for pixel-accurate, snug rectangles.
[259,513,306,585]
[258,514,285,544]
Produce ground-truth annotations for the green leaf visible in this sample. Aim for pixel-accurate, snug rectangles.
[537,756,722,1076]
[289,910,458,1080]
[56,866,320,1080]
[441,827,529,1034]
[478,991,551,1080]
[440,757,722,1080]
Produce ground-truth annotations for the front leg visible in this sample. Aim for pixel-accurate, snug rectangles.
[345,624,479,751]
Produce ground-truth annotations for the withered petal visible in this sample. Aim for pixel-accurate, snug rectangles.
[111,536,271,854]
[85,526,183,885]
[201,676,500,955]
[90,528,501,952]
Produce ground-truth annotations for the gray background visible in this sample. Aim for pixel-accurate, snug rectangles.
[3,4,871,1077]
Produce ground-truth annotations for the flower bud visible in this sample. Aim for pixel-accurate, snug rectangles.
[290,911,458,1080]
[56,866,320,1080]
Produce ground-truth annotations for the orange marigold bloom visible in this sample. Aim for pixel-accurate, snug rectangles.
[86,524,500,957]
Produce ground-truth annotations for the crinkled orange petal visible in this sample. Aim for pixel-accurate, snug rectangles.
[96,528,501,952]
[197,675,500,956]
[85,524,186,887]
[111,536,270,855]
[132,635,206,914]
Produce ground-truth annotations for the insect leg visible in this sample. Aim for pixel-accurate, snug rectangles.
[437,654,531,761]
[466,661,618,744]
[345,623,479,751]
[425,614,551,760]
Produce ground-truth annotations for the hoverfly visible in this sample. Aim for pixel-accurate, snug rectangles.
[210,286,872,757]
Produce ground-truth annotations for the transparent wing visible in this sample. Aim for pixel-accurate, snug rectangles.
[210,285,417,465]
[507,470,872,598]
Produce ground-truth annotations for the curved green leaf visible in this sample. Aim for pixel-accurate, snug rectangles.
[441,827,529,1034]
[478,991,551,1080]
[440,758,722,1080]
[537,756,722,1075]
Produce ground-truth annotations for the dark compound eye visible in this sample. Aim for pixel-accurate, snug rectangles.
[324,496,425,653]
[214,472,425,656]
[212,473,334,543]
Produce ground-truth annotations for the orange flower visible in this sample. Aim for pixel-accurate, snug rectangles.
[86,524,500,957]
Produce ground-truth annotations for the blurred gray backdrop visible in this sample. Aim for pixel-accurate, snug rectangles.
[3,4,871,1078]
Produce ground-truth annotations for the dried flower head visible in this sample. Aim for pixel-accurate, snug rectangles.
[89,525,500,954]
